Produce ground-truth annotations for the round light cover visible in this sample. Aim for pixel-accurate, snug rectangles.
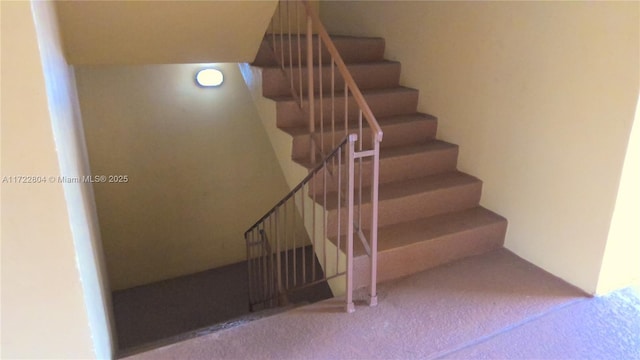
[196,68,223,87]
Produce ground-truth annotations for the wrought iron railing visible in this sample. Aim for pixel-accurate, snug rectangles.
[246,0,382,313]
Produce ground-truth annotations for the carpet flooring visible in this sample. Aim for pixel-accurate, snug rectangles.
[113,261,250,351]
[114,246,333,354]
[125,248,640,359]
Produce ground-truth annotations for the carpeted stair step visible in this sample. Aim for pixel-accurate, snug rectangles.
[274,87,419,128]
[301,140,460,195]
[350,207,507,288]
[322,171,483,236]
[253,35,386,67]
[259,61,401,98]
[287,113,437,160]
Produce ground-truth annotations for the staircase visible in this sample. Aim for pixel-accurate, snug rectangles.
[251,33,507,292]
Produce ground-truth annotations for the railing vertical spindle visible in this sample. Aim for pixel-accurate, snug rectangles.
[246,232,251,310]
[369,135,380,307]
[344,84,348,137]
[261,226,267,307]
[254,230,259,308]
[284,201,289,290]
[269,216,274,306]
[279,1,284,67]
[297,2,303,104]
[301,183,306,283]
[311,170,316,282]
[337,143,342,274]
[358,110,363,230]
[346,134,356,313]
[271,7,276,60]
[319,37,324,157]
[307,14,315,164]
[276,210,282,302]
[323,142,327,275]
[287,1,294,96]
[331,60,335,153]
[293,192,297,287]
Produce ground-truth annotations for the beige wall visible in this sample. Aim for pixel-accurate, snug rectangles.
[321,1,639,293]
[76,63,291,290]
[55,0,277,65]
[1,1,100,358]
[598,96,640,294]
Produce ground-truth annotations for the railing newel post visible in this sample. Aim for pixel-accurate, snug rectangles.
[369,135,380,307]
[346,133,357,313]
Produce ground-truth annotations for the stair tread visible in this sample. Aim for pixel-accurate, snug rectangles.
[350,207,506,257]
[294,138,456,168]
[319,171,480,210]
[380,140,457,159]
[283,112,436,137]
[267,86,418,102]
[256,60,400,71]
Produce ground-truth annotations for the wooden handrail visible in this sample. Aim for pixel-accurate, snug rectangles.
[301,1,384,143]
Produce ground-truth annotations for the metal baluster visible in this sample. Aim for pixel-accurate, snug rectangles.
[337,144,342,274]
[284,200,289,290]
[271,6,276,60]
[293,192,297,287]
[331,60,335,155]
[358,110,363,231]
[297,1,302,104]
[370,135,380,307]
[323,146,327,276]
[246,232,251,310]
[346,134,356,313]
[279,1,284,67]
[344,84,348,137]
[319,37,324,157]
[261,225,267,307]
[301,183,306,283]
[268,216,273,306]
[276,209,282,302]
[311,171,316,282]
[287,1,294,96]
[307,14,315,164]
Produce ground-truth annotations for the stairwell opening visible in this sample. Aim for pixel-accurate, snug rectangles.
[74,62,331,354]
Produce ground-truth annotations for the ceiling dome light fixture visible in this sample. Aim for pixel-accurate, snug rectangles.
[195,68,224,87]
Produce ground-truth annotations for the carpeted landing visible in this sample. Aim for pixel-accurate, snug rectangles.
[125,248,640,359]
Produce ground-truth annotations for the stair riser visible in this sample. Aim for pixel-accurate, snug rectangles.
[290,118,437,159]
[261,63,401,98]
[276,91,419,128]
[253,38,386,67]
[326,181,482,237]
[353,220,507,289]
[306,147,459,195]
